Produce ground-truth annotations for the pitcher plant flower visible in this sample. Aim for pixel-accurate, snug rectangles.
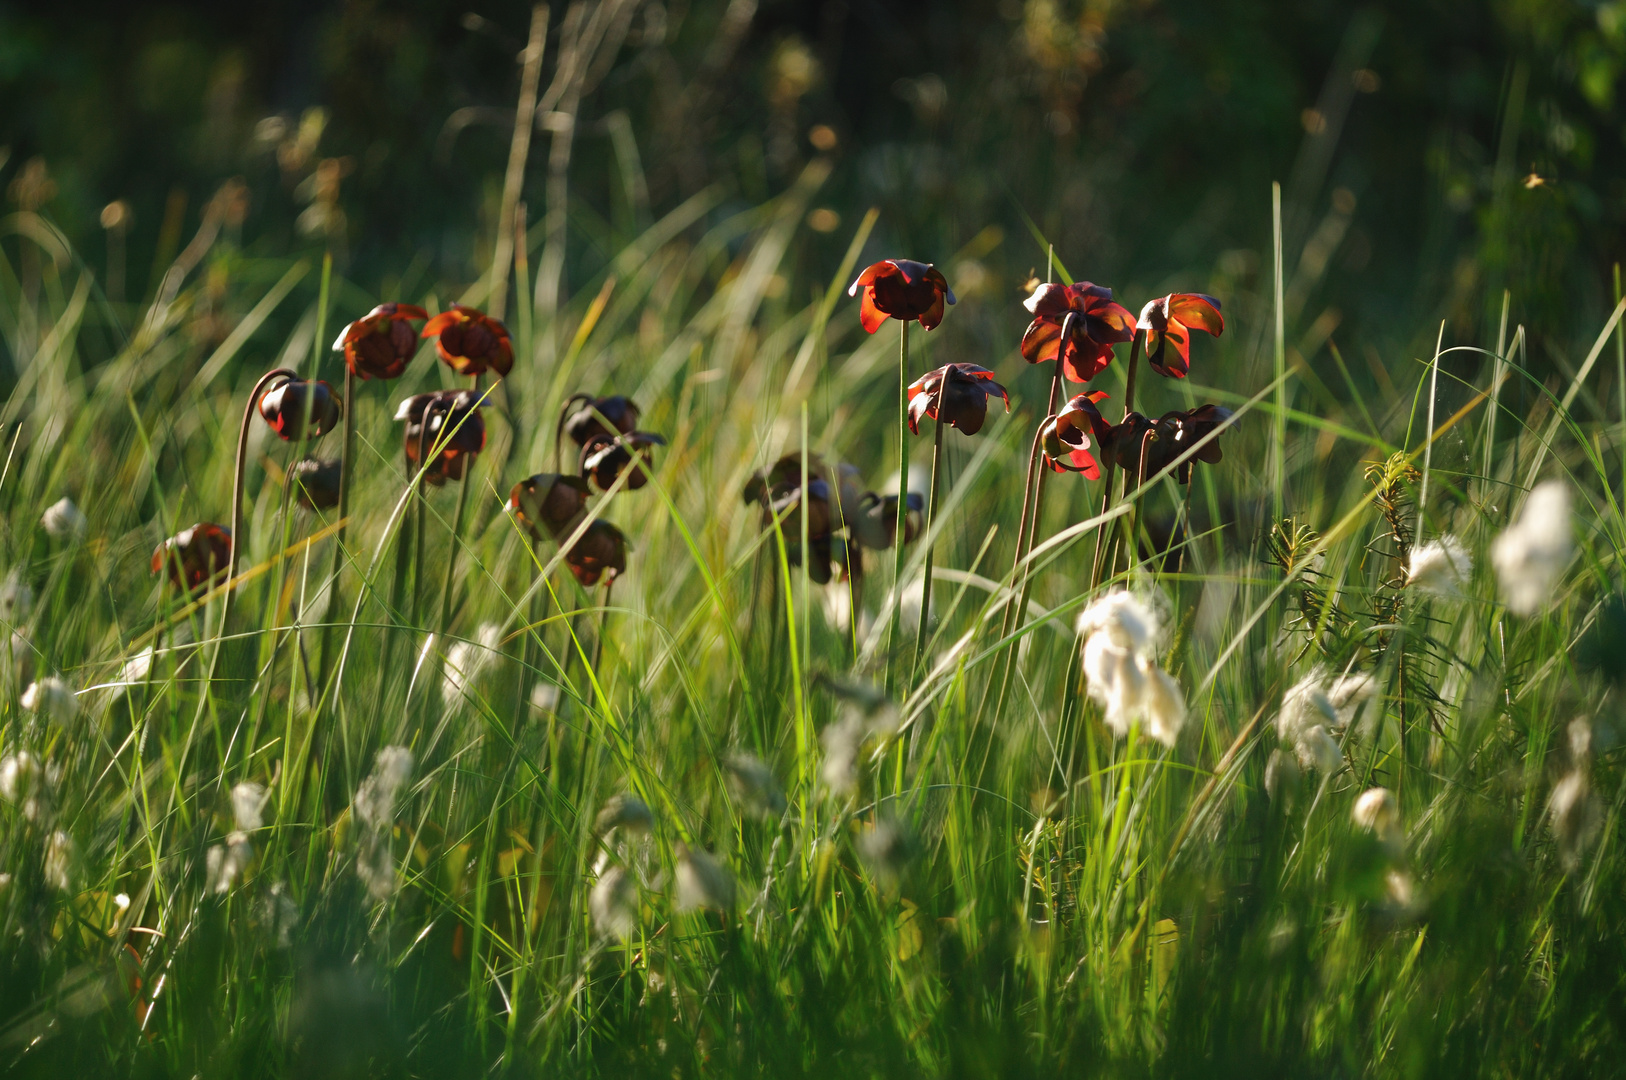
[1040,391,1112,477]
[564,519,628,587]
[907,364,1009,436]
[291,458,342,511]
[1136,293,1224,379]
[848,260,955,332]
[509,473,591,542]
[333,303,427,380]
[395,390,486,486]
[1109,405,1232,484]
[580,431,666,493]
[1020,282,1134,383]
[421,304,514,378]
[562,394,640,445]
[152,523,232,594]
[257,375,342,441]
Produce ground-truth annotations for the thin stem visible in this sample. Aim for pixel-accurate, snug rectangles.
[911,414,945,681]
[226,367,300,625]
[1121,330,1142,423]
[438,374,483,634]
[592,579,613,674]
[317,364,356,685]
[885,319,909,696]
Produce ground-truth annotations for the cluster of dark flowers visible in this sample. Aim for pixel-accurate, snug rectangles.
[152,300,661,599]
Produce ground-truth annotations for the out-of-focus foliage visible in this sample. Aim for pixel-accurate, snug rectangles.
[2,0,1625,375]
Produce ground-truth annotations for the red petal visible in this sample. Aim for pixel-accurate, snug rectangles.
[1168,294,1224,335]
[421,310,462,337]
[859,290,888,333]
[918,293,946,330]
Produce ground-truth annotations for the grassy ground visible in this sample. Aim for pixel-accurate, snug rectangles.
[1,155,1625,1079]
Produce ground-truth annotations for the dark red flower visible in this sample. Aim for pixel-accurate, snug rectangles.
[1040,391,1112,478]
[421,305,514,378]
[580,432,666,493]
[291,458,342,511]
[848,260,956,333]
[743,455,840,581]
[509,473,591,542]
[333,303,427,380]
[1136,293,1224,379]
[1020,282,1135,383]
[853,492,923,549]
[907,364,1010,436]
[151,522,232,594]
[564,519,627,587]
[395,390,487,486]
[561,394,640,447]
[1109,405,1233,484]
[258,375,342,441]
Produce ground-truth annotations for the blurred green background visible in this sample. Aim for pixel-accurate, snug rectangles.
[2,0,1624,381]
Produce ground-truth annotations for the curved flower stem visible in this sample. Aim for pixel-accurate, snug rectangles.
[438,374,482,635]
[226,367,299,628]
[885,319,909,696]
[911,413,945,682]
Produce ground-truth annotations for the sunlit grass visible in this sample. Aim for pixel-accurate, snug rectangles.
[0,157,1624,1078]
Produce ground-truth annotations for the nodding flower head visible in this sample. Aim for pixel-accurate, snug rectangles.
[1041,391,1112,478]
[744,455,837,579]
[562,394,640,447]
[291,458,342,511]
[907,363,1009,436]
[1108,405,1232,484]
[395,390,487,486]
[848,260,955,333]
[580,431,666,493]
[258,375,342,441]
[564,519,628,588]
[1021,282,1134,383]
[333,303,427,380]
[855,492,923,551]
[1136,293,1224,379]
[421,304,513,378]
[152,523,232,594]
[509,473,591,542]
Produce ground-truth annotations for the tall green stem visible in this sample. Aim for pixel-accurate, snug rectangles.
[911,413,945,681]
[885,320,909,696]
[316,363,355,686]
[226,367,300,629]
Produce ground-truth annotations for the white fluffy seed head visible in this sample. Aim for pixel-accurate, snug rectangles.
[207,832,254,894]
[1352,787,1401,842]
[1076,590,1159,653]
[354,746,413,831]
[41,497,88,542]
[1549,770,1600,870]
[1490,480,1573,616]
[0,752,48,820]
[1082,633,1146,738]
[1406,536,1472,597]
[441,623,503,705]
[1139,659,1186,748]
[675,846,734,912]
[590,866,639,940]
[0,573,33,623]
[230,782,267,832]
[22,677,78,725]
[44,831,74,892]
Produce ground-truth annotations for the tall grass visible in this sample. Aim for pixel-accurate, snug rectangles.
[1,150,1625,1079]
